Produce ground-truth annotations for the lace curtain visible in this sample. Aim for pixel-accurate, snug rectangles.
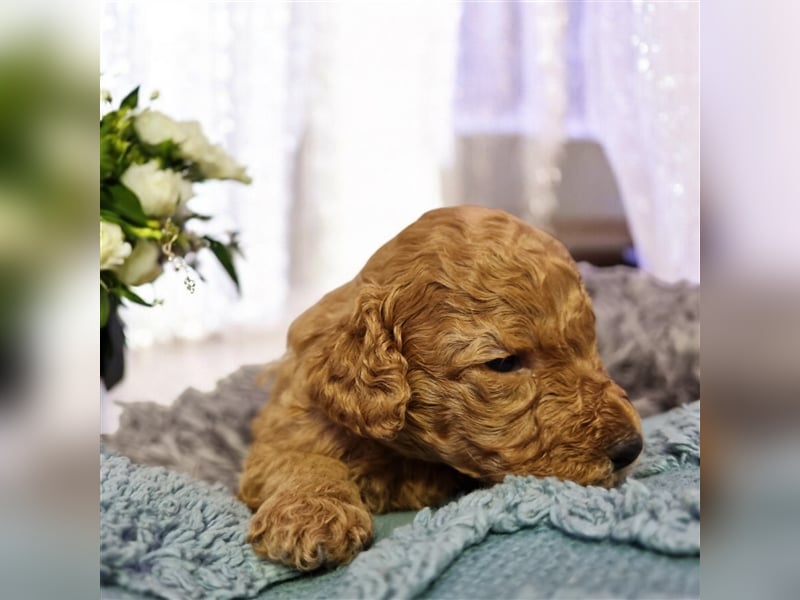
[582,1,699,283]
[100,0,698,349]
[455,1,698,282]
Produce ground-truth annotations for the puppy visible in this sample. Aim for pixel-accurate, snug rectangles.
[238,206,642,571]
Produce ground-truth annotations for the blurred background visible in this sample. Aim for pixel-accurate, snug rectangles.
[99,0,699,431]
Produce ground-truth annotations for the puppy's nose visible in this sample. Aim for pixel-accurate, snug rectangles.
[606,434,643,470]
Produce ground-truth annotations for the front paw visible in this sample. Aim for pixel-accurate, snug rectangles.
[248,496,374,571]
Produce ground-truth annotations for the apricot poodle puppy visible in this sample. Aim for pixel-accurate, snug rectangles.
[238,206,642,571]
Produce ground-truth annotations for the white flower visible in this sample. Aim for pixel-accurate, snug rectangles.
[176,120,252,183]
[170,120,204,158]
[133,110,184,146]
[115,240,162,286]
[201,144,253,183]
[135,110,252,183]
[100,220,131,270]
[120,160,194,217]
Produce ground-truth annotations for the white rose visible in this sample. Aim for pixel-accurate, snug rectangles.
[174,120,211,162]
[175,120,252,183]
[114,240,163,286]
[100,220,131,270]
[120,160,194,217]
[133,110,184,146]
[201,145,252,183]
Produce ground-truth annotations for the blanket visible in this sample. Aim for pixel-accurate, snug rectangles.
[100,402,699,600]
[101,265,700,599]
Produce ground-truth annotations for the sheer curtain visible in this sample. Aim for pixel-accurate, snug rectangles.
[453,1,569,228]
[582,1,699,283]
[454,1,698,282]
[283,1,461,311]
[100,0,699,349]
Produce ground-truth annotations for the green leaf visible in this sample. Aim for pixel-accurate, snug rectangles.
[184,212,213,221]
[100,137,118,180]
[204,236,240,293]
[102,184,150,226]
[120,86,140,111]
[100,210,160,243]
[100,157,116,181]
[100,285,110,327]
[100,109,120,135]
[113,284,154,307]
[99,209,125,225]
[151,139,182,160]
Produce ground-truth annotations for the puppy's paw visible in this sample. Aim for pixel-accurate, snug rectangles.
[248,496,374,571]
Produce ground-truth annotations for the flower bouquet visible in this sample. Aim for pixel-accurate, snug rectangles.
[100,86,250,389]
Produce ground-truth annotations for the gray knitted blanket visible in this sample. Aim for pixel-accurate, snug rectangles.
[579,264,699,417]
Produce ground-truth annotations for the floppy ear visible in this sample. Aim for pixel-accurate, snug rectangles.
[303,285,410,440]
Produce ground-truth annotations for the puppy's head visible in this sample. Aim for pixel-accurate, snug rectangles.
[300,206,642,487]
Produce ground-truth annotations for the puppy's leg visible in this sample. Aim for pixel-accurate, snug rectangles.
[238,443,373,571]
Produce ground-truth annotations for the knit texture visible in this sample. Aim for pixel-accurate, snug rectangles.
[100,402,699,600]
[325,402,700,600]
[100,450,298,600]
[578,263,699,417]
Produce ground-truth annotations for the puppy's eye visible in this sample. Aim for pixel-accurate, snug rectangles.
[485,356,523,373]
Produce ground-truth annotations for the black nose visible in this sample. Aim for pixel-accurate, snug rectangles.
[607,434,643,470]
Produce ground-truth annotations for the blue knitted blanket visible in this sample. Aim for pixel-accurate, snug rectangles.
[100,401,698,600]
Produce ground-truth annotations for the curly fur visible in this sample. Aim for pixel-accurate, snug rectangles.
[239,206,642,570]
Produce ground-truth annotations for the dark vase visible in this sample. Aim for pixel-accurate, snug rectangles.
[100,296,125,390]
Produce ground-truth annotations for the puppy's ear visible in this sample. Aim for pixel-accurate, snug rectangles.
[305,285,409,440]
